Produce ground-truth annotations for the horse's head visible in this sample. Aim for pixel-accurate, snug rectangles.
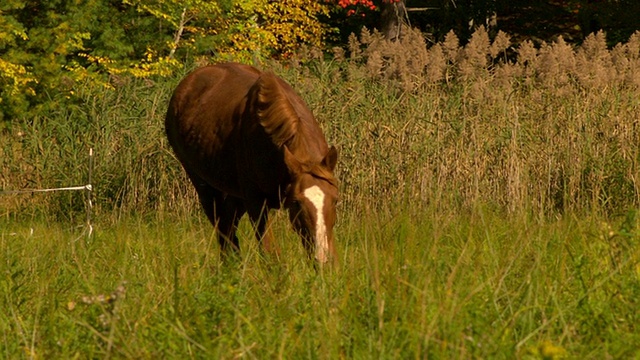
[283,146,339,265]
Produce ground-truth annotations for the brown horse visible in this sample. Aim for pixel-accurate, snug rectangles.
[165,63,339,264]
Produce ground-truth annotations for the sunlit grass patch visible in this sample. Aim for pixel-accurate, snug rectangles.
[4,207,639,358]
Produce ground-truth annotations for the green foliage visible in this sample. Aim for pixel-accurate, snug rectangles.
[122,0,222,60]
[258,0,331,57]
[211,0,331,62]
[0,1,35,121]
[0,0,183,121]
[0,0,333,121]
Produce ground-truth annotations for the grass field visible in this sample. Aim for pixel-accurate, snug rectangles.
[2,28,640,358]
[1,208,639,358]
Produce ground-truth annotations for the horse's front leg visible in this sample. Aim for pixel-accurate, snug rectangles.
[247,202,280,257]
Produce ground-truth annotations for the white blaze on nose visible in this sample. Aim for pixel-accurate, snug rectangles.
[303,185,328,263]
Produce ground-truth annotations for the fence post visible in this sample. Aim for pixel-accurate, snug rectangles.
[86,148,94,237]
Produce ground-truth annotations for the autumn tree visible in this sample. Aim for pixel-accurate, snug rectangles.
[0,0,332,121]
[0,0,185,121]
[0,0,36,120]
[210,0,330,61]
[257,0,331,57]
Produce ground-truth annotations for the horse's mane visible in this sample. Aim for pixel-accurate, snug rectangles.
[255,72,300,148]
[255,72,338,187]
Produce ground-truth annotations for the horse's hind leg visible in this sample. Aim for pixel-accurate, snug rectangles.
[213,194,246,255]
[186,172,245,256]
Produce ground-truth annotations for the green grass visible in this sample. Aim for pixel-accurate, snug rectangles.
[2,207,639,358]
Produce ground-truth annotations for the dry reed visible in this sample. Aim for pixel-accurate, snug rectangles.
[1,28,639,220]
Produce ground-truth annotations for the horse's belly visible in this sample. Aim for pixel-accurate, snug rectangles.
[178,134,243,197]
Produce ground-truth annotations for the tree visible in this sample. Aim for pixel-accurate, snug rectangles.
[0,0,36,121]
[330,0,501,44]
[122,0,222,61]
[258,0,331,57]
[334,0,407,41]
[1,0,335,121]
[379,0,408,41]
[210,0,330,62]
[0,0,185,121]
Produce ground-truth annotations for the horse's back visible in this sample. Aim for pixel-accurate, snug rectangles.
[166,63,260,128]
[165,63,261,194]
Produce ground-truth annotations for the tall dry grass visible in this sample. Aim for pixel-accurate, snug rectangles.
[1,27,639,221]
[0,76,197,222]
[286,27,640,215]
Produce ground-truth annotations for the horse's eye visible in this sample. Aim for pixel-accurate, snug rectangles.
[290,199,302,210]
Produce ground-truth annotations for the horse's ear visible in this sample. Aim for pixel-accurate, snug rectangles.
[283,146,303,176]
[323,146,338,172]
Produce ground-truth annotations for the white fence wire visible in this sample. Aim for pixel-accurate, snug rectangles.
[0,148,94,237]
[0,184,92,194]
